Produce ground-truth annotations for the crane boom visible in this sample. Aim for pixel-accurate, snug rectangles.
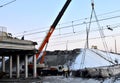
[36,0,72,63]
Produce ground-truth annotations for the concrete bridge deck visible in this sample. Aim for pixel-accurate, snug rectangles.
[0,37,38,79]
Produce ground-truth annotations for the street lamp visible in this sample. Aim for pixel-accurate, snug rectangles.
[107,25,113,31]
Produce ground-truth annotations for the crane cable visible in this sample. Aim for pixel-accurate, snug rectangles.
[80,0,94,69]
[80,0,115,69]
[92,1,114,65]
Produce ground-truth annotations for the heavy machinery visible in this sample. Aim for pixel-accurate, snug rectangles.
[28,0,72,76]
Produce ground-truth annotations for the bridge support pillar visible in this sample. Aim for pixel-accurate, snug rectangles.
[33,54,37,78]
[9,55,12,78]
[2,56,5,72]
[25,55,28,78]
[16,55,20,78]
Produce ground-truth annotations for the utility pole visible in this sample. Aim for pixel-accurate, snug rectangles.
[66,40,68,51]
[114,38,117,53]
[86,22,89,48]
[84,21,89,48]
[107,26,117,53]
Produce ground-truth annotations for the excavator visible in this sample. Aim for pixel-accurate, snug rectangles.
[28,0,72,76]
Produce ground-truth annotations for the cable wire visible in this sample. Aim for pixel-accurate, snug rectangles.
[0,0,16,8]
[80,0,115,68]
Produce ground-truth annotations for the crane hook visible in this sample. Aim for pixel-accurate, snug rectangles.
[91,0,94,9]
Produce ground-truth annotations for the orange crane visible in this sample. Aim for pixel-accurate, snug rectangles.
[36,0,72,64]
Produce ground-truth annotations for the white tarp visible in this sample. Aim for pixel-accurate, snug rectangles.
[70,48,120,70]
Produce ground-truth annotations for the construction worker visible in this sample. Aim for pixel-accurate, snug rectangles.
[62,65,69,78]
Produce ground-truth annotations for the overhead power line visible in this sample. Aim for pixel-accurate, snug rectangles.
[0,0,16,8]
[14,8,120,36]
[47,32,120,48]
[21,21,120,43]
[14,15,120,37]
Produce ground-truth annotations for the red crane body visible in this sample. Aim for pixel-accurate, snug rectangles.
[36,0,72,64]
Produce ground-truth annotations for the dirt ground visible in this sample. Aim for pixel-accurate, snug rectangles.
[41,76,120,83]
[41,76,102,83]
[0,76,120,83]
